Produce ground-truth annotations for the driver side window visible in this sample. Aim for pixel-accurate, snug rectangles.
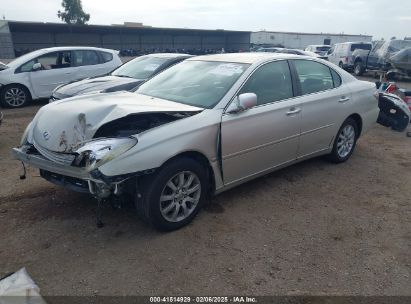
[18,51,72,72]
[239,60,293,106]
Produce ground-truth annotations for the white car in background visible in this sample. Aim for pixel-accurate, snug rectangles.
[305,45,332,57]
[0,47,122,108]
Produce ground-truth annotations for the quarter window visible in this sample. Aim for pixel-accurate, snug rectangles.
[100,51,113,63]
[293,60,334,95]
[239,60,293,106]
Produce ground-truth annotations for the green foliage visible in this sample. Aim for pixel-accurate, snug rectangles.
[57,0,90,25]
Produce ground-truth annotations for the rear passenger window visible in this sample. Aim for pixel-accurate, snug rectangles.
[330,68,342,88]
[293,60,334,95]
[73,50,100,66]
[239,60,293,106]
[100,52,113,63]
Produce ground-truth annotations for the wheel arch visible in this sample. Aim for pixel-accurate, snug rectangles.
[1,83,33,100]
[354,56,362,64]
[347,113,363,138]
[158,150,217,195]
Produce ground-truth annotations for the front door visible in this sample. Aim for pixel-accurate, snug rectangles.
[221,60,301,185]
[29,51,78,98]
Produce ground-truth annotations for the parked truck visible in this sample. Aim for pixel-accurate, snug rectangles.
[352,39,411,79]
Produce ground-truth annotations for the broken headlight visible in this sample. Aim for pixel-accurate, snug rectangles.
[75,137,137,171]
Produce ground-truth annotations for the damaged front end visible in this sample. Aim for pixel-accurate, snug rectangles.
[13,92,202,225]
[13,136,141,199]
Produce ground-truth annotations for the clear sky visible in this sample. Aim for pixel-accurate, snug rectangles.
[0,0,409,40]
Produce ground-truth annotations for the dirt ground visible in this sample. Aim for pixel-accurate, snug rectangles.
[0,77,411,296]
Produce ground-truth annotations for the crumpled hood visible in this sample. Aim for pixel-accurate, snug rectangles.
[31,92,202,152]
[54,75,143,98]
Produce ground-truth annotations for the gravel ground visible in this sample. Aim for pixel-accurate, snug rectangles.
[0,76,410,296]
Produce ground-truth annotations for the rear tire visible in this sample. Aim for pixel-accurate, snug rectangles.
[327,118,358,163]
[0,85,31,108]
[135,157,208,231]
[338,62,344,69]
[354,61,364,76]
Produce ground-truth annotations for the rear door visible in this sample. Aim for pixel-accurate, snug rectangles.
[28,51,78,98]
[72,50,108,80]
[221,60,301,185]
[291,59,351,158]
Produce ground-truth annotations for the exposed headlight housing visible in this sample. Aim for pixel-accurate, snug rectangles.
[75,137,137,171]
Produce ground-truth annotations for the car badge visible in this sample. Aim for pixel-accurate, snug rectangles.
[43,131,51,141]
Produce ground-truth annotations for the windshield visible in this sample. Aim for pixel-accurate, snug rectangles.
[137,60,250,109]
[5,49,46,69]
[316,46,331,52]
[351,43,372,51]
[112,56,169,79]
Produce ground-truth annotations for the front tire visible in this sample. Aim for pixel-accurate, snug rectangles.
[136,157,208,231]
[0,85,31,108]
[354,61,364,76]
[328,118,358,163]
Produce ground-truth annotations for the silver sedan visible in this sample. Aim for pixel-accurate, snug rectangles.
[13,53,380,230]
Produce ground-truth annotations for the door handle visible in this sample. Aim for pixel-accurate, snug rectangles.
[339,96,350,103]
[286,107,301,116]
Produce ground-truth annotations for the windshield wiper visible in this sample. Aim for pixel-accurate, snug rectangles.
[115,74,134,78]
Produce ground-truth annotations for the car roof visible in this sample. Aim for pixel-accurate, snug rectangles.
[6,46,119,69]
[39,46,118,53]
[335,41,372,45]
[308,45,331,48]
[144,53,194,58]
[187,52,300,64]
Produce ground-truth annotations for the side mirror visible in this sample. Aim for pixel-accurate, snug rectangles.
[226,93,257,114]
[32,63,42,71]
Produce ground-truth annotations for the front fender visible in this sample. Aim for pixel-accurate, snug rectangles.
[97,109,223,177]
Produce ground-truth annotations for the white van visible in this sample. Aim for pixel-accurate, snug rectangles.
[327,42,372,70]
[0,47,122,107]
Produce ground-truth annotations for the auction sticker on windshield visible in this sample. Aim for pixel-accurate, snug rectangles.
[208,63,245,76]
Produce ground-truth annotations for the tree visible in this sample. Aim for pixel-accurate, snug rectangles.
[57,0,90,25]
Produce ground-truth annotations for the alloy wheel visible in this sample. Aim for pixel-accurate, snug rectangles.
[337,125,355,158]
[159,171,201,223]
[4,87,27,107]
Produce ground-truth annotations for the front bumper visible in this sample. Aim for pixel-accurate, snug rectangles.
[12,146,148,196]
[12,147,91,180]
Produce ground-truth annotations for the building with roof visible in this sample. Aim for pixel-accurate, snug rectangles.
[0,20,251,59]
